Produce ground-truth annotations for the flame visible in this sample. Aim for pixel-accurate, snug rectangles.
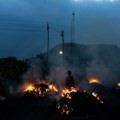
[115,82,120,90]
[61,87,77,99]
[92,92,103,104]
[117,83,120,87]
[48,84,58,93]
[23,83,58,97]
[24,84,35,92]
[23,82,104,116]
[89,78,100,84]
[25,85,35,91]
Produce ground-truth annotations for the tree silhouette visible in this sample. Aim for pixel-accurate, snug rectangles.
[0,57,29,82]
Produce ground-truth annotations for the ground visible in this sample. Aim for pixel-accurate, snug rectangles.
[0,94,120,120]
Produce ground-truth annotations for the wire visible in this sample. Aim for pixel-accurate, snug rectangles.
[0,19,70,35]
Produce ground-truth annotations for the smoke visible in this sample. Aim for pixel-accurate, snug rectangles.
[23,63,42,83]
[46,66,68,93]
[85,45,120,86]
[21,56,67,93]
[20,43,120,95]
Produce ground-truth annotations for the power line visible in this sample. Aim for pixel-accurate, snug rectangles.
[0,27,46,32]
[0,18,46,24]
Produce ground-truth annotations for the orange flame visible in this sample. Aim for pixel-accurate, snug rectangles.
[61,87,77,99]
[23,82,58,97]
[48,84,58,93]
[23,83,35,92]
[25,85,35,91]
[117,83,120,87]
[89,78,100,84]
[92,92,103,104]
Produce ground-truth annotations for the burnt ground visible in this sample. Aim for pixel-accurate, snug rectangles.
[0,94,120,120]
[1,96,55,120]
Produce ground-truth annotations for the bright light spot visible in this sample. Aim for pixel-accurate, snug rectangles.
[59,51,63,55]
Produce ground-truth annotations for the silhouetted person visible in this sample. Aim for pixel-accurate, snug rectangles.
[66,71,74,88]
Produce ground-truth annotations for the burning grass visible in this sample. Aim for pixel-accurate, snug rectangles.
[56,87,104,116]
[23,82,58,97]
[61,87,77,99]
[22,82,104,116]
[89,78,101,84]
[92,92,104,104]
[24,84,35,92]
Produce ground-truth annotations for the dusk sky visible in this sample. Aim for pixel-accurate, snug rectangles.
[0,0,120,59]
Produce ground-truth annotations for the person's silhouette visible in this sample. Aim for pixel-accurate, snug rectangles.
[66,71,74,88]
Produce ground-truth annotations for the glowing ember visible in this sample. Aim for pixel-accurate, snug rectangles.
[114,82,120,90]
[89,78,100,84]
[61,87,77,99]
[56,103,73,115]
[117,83,120,87]
[57,90,104,115]
[57,87,77,115]
[92,92,103,104]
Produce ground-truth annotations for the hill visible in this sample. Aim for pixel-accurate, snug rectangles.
[34,43,120,85]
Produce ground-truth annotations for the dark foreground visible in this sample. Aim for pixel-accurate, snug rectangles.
[0,95,120,120]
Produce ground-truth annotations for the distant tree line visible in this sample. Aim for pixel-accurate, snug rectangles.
[0,57,29,82]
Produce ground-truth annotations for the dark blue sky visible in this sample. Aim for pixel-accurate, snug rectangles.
[0,0,120,59]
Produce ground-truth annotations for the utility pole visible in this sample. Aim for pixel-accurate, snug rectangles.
[71,12,75,44]
[71,12,75,64]
[47,23,50,61]
[60,30,64,64]
[72,12,75,44]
